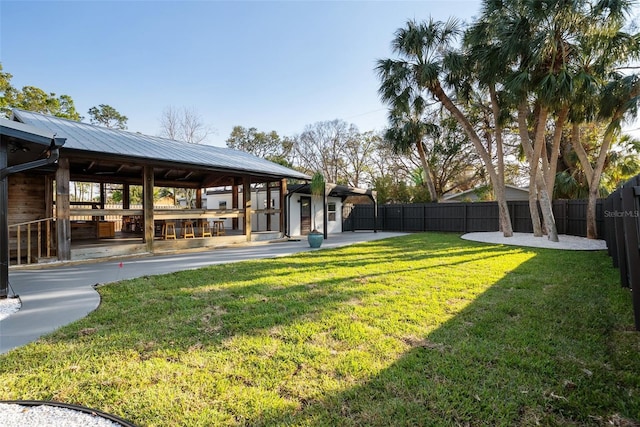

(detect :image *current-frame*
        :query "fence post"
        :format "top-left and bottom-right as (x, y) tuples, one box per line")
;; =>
(424, 204), (428, 232)
(508, 202), (515, 232)
(562, 200), (569, 235)
(463, 203), (468, 233)
(613, 191), (629, 286)
(621, 183), (640, 330)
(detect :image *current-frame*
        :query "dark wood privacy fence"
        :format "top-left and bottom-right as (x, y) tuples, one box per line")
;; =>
(603, 175), (640, 330)
(343, 199), (604, 237)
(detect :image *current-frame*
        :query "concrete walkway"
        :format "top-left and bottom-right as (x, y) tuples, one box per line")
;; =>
(0, 232), (405, 354)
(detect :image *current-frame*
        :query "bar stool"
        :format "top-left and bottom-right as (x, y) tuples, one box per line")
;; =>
(213, 220), (225, 236)
(201, 220), (212, 237)
(182, 221), (195, 238)
(163, 222), (177, 240)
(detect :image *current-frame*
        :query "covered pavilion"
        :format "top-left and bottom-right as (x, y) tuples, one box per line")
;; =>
(1, 110), (309, 276)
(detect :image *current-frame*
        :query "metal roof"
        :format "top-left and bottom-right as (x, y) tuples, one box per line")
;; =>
(12, 109), (309, 180)
(288, 183), (376, 200)
(0, 117), (59, 146)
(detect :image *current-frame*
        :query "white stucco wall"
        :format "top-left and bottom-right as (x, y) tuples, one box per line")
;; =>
(206, 189), (343, 235)
(288, 193), (342, 236)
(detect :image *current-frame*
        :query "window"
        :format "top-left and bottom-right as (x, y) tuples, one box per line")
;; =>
(328, 202), (337, 221)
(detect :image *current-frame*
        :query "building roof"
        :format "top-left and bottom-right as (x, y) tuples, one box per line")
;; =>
(11, 109), (309, 181)
(288, 183), (377, 201)
(441, 184), (529, 202)
(0, 117), (68, 169)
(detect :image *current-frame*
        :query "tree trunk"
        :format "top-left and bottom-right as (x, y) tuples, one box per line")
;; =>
(532, 106), (559, 242)
(585, 126), (615, 238)
(517, 101), (543, 236)
(546, 107), (568, 197)
(586, 185), (599, 239)
(578, 80), (639, 238)
(489, 84), (506, 195)
(571, 124), (594, 187)
(432, 82), (513, 236)
(416, 140), (438, 201)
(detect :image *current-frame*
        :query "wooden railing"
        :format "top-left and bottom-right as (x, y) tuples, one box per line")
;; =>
(8, 217), (55, 265)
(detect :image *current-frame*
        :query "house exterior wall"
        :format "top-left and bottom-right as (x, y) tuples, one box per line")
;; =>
(205, 191), (235, 229)
(207, 189), (344, 236)
(205, 188), (282, 232)
(288, 192), (343, 236)
(8, 173), (47, 257)
(442, 186), (529, 203)
(505, 186), (529, 201)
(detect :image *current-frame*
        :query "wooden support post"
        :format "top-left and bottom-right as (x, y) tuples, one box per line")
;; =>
(279, 179), (287, 234)
(266, 182), (272, 231)
(123, 183), (130, 209)
(99, 182), (106, 220)
(232, 179), (239, 230)
(143, 166), (155, 252)
(0, 142), (8, 298)
(45, 176), (53, 219)
(243, 175), (252, 241)
(196, 188), (202, 209)
(56, 157), (71, 261)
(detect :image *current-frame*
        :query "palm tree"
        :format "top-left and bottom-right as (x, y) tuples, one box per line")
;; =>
(309, 171), (326, 234)
(382, 93), (439, 201)
(466, 0), (584, 241)
(377, 18), (514, 236)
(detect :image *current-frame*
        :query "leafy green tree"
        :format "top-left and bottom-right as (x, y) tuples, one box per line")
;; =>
(0, 63), (81, 120)
(458, 0), (639, 239)
(0, 64), (17, 117)
(226, 126), (294, 166)
(381, 86), (439, 201)
(87, 104), (128, 129)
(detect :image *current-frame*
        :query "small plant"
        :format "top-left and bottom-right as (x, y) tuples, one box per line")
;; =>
(309, 171), (325, 233)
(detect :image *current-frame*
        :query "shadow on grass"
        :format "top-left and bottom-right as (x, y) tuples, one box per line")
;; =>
(67, 235), (519, 348)
(2, 233), (638, 426)
(252, 243), (640, 426)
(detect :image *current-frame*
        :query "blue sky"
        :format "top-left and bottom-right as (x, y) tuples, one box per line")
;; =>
(1, 0), (483, 146)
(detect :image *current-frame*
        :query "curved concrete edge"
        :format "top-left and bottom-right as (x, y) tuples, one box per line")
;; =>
(0, 287), (101, 354)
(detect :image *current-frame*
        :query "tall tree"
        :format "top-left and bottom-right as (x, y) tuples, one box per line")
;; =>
(381, 84), (439, 201)
(339, 130), (380, 188)
(378, 18), (514, 236)
(0, 64), (81, 120)
(87, 104), (128, 129)
(158, 106), (212, 207)
(159, 106), (211, 144)
(0, 64), (17, 118)
(293, 119), (359, 185)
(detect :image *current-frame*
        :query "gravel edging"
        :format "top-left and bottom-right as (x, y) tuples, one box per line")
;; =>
(0, 401), (137, 427)
(461, 232), (607, 251)
(0, 297), (21, 322)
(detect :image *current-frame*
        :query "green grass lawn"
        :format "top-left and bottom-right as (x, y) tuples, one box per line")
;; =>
(1, 233), (638, 426)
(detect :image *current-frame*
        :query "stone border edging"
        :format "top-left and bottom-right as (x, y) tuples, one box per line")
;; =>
(0, 400), (137, 427)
